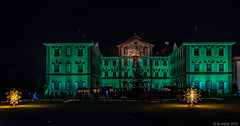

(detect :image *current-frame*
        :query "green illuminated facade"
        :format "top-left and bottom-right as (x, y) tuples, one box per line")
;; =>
(44, 34), (235, 96)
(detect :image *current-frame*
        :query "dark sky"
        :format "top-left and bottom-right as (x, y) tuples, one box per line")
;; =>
(1, 0), (240, 91)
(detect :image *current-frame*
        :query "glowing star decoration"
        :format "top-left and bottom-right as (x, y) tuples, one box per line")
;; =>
(183, 86), (201, 106)
(6, 88), (22, 107)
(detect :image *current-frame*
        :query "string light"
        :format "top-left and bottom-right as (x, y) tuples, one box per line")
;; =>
(6, 88), (22, 107)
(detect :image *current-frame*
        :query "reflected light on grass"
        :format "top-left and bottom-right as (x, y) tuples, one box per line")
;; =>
(0, 105), (50, 109)
(162, 104), (221, 109)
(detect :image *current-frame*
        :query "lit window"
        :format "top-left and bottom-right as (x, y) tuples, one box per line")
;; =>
(194, 48), (199, 56)
(163, 61), (167, 66)
(78, 49), (83, 56)
(219, 81), (224, 89)
(206, 48), (212, 56)
(54, 49), (60, 56)
(207, 64), (212, 71)
(66, 47), (71, 56)
(54, 81), (59, 90)
(143, 59), (147, 66)
(65, 81), (71, 90)
(77, 81), (83, 89)
(143, 47), (148, 55)
(78, 64), (83, 72)
(219, 64), (224, 71)
(54, 64), (59, 72)
(219, 48), (224, 56)
(206, 81), (212, 89)
(124, 48), (128, 55)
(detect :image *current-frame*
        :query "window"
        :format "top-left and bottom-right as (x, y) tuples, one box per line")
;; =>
(219, 81), (224, 89)
(207, 64), (212, 71)
(219, 48), (224, 56)
(155, 60), (159, 66)
(163, 61), (167, 66)
(105, 72), (108, 77)
(124, 58), (128, 66)
(105, 60), (108, 66)
(124, 47), (128, 55)
(155, 72), (159, 77)
(78, 64), (83, 72)
(54, 82), (59, 90)
(143, 59), (147, 66)
(206, 81), (212, 89)
(144, 72), (147, 77)
(65, 81), (71, 90)
(77, 81), (83, 89)
(66, 47), (71, 56)
(78, 49), (83, 56)
(54, 49), (60, 56)
(143, 47), (148, 55)
(194, 64), (199, 71)
(66, 63), (71, 72)
(113, 72), (116, 77)
(133, 58), (138, 67)
(163, 72), (167, 77)
(194, 48), (199, 56)
(54, 64), (59, 72)
(113, 60), (116, 66)
(124, 72), (128, 77)
(206, 48), (212, 56)
(219, 64), (224, 71)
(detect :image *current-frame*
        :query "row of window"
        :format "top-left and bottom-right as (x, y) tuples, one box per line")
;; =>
(53, 64), (84, 73)
(193, 63), (225, 72)
(53, 48), (84, 57)
(170, 49), (185, 64)
(154, 60), (167, 66)
(104, 60), (117, 66)
(52, 81), (86, 90)
(192, 81), (227, 89)
(103, 71), (168, 78)
(193, 48), (224, 56)
(123, 47), (148, 55)
(170, 64), (185, 76)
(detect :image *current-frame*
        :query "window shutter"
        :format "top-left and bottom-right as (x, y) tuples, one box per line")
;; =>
(199, 82), (203, 89)
(204, 48), (206, 56)
(76, 48), (78, 56)
(52, 48), (55, 56)
(199, 47), (201, 56)
(59, 64), (61, 72)
(192, 82), (195, 88)
(75, 82), (78, 89)
(83, 64), (85, 73)
(83, 48), (85, 56)
(217, 82), (219, 89)
(192, 64), (195, 72)
(122, 59), (124, 66)
(153, 60), (155, 66)
(211, 48), (214, 56)
(223, 48), (226, 56)
(147, 59), (149, 66)
(217, 64), (219, 72)
(52, 64), (54, 72)
(216, 48), (219, 56)
(224, 82), (227, 89)
(224, 63), (226, 72)
(52, 82), (54, 90)
(191, 47), (194, 56)
(59, 82), (61, 90)
(59, 48), (61, 56)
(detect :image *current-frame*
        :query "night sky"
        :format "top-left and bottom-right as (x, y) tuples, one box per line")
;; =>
(1, 1), (240, 91)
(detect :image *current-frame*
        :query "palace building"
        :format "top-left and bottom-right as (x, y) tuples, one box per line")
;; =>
(43, 34), (235, 96)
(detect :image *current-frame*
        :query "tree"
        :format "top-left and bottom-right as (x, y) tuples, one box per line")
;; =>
(132, 64), (145, 91)
(37, 73), (48, 96)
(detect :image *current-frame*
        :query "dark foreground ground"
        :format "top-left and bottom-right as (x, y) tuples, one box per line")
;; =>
(0, 96), (240, 126)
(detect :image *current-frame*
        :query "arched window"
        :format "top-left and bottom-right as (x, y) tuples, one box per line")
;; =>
(66, 62), (71, 72)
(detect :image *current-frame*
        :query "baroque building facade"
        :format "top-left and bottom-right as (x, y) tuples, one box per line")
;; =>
(44, 34), (235, 96)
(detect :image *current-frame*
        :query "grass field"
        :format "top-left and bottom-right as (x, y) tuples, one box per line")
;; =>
(0, 96), (239, 126)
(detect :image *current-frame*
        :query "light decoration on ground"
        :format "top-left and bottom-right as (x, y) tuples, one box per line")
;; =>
(6, 88), (22, 107)
(183, 86), (201, 106)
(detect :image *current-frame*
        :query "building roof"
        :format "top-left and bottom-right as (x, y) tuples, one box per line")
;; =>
(117, 33), (154, 47)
